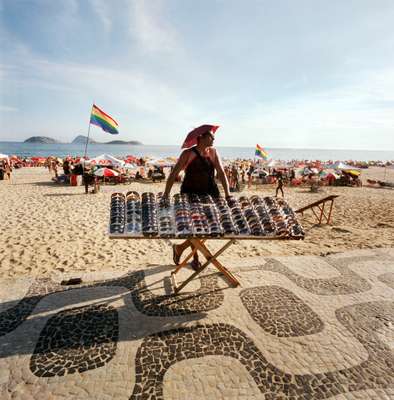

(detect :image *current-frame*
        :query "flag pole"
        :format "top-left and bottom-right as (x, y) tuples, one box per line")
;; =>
(84, 103), (94, 159)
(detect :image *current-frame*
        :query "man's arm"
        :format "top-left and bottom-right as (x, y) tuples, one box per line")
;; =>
(213, 149), (230, 197)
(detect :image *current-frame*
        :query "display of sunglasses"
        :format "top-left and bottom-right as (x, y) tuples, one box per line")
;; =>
(109, 192), (304, 239)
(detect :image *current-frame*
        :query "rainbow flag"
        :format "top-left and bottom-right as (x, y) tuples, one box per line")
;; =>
(255, 144), (268, 160)
(90, 104), (119, 134)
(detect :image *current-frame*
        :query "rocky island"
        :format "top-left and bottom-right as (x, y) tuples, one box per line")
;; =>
(24, 136), (62, 144)
(72, 135), (98, 144)
(106, 140), (142, 145)
(23, 135), (142, 145)
(74, 135), (142, 145)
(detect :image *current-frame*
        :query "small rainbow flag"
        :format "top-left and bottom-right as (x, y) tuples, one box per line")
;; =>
(255, 144), (268, 160)
(90, 104), (119, 134)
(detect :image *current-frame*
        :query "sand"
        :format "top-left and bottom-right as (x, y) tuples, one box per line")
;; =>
(0, 166), (393, 280)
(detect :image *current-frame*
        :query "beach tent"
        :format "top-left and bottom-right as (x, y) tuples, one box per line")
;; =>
(0, 153), (9, 160)
(87, 154), (124, 167)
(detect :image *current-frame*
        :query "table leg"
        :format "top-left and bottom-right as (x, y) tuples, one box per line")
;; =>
(172, 239), (206, 275)
(171, 239), (239, 294)
(190, 239), (240, 287)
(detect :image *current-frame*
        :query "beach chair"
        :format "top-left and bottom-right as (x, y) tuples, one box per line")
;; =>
(295, 195), (339, 225)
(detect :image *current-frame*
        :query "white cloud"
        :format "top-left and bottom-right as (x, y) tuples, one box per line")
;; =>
(89, 0), (112, 34)
(224, 68), (394, 149)
(128, 0), (179, 53)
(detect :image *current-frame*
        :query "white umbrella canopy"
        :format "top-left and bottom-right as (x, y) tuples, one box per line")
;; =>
(87, 154), (124, 167)
(146, 158), (175, 167)
(266, 159), (292, 168)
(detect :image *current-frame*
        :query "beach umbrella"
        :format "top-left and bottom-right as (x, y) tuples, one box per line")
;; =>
(181, 125), (220, 148)
(125, 155), (139, 163)
(266, 159), (291, 168)
(88, 154), (124, 167)
(344, 169), (361, 177)
(94, 168), (119, 177)
(326, 161), (361, 171)
(328, 162), (362, 176)
(146, 158), (175, 167)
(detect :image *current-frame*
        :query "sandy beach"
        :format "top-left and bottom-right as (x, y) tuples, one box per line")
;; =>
(0, 166), (393, 280)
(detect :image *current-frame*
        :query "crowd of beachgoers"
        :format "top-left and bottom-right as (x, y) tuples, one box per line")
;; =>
(2, 153), (393, 191)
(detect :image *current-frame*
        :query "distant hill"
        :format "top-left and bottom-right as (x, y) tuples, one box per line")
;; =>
(24, 136), (61, 144)
(106, 140), (142, 145)
(23, 136), (143, 145)
(71, 136), (142, 145)
(72, 135), (99, 144)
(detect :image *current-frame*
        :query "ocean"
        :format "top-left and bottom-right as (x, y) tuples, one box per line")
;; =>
(0, 142), (393, 162)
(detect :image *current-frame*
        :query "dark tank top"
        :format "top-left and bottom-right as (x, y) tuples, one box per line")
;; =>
(180, 147), (219, 197)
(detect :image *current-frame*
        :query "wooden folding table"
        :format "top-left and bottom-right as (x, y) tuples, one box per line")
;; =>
(109, 234), (297, 294)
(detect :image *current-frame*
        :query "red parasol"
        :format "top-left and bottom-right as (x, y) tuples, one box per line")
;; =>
(181, 125), (220, 148)
(94, 168), (119, 177)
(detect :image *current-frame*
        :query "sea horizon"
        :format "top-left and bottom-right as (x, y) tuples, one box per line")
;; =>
(0, 141), (393, 162)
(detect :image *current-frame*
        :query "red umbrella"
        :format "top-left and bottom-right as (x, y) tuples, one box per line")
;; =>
(181, 125), (220, 148)
(94, 168), (119, 177)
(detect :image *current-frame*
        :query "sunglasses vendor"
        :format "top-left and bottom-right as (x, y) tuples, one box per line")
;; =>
(163, 125), (230, 270)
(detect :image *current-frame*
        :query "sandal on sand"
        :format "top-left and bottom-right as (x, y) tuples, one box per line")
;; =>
(190, 259), (202, 272)
(172, 244), (181, 265)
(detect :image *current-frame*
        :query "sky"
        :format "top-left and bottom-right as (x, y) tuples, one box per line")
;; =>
(1, 0), (394, 150)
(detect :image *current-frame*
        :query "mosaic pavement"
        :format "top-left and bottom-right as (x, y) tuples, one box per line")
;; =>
(0, 248), (393, 399)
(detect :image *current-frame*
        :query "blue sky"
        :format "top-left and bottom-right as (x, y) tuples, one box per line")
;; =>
(1, 0), (394, 150)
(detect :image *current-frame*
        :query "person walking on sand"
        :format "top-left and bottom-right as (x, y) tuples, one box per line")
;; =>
(0, 161), (5, 181)
(275, 171), (284, 197)
(163, 125), (230, 271)
(4, 161), (12, 183)
(247, 163), (255, 188)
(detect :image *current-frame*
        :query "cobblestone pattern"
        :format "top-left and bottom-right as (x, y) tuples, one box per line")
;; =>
(126, 271), (223, 317)
(1, 250), (393, 400)
(99, 270), (223, 316)
(30, 304), (118, 377)
(261, 256), (373, 295)
(0, 270), (223, 338)
(240, 285), (324, 337)
(377, 272), (394, 289)
(0, 278), (62, 337)
(130, 301), (394, 399)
